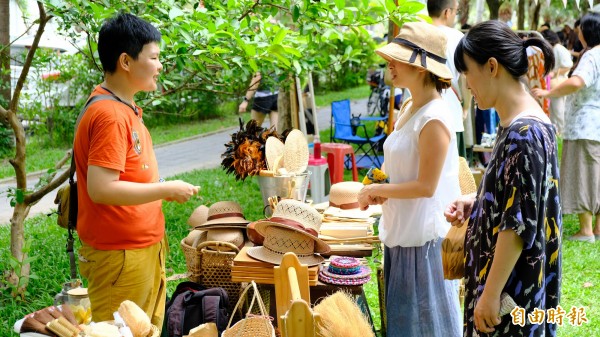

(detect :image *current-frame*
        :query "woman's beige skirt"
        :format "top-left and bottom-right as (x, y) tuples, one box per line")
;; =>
(560, 139), (600, 214)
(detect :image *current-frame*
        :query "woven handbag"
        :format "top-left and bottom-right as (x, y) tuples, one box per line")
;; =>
(222, 281), (275, 337)
(442, 157), (477, 280)
(199, 241), (241, 314)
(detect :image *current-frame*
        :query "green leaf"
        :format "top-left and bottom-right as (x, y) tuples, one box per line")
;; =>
(16, 189), (24, 204)
(273, 29), (288, 45)
(293, 60), (302, 75)
(293, 5), (300, 22)
(248, 59), (258, 72)
(335, 0), (346, 9)
(169, 7), (184, 20)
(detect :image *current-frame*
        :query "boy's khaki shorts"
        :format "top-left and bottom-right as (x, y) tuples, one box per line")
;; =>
(79, 238), (167, 327)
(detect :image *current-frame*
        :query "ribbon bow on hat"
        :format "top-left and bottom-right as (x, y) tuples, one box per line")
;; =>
(392, 37), (447, 70)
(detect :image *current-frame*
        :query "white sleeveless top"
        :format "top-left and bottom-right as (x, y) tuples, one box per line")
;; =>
(379, 99), (461, 247)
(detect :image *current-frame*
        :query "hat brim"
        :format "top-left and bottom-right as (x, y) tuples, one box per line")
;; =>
(324, 206), (373, 219)
(318, 271), (371, 285)
(247, 246), (325, 266)
(320, 265), (371, 280)
(375, 43), (452, 81)
(194, 221), (249, 230)
(251, 220), (331, 254)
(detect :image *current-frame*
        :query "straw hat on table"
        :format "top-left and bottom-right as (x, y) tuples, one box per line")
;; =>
(247, 199), (330, 266)
(194, 201), (249, 229)
(324, 181), (373, 219)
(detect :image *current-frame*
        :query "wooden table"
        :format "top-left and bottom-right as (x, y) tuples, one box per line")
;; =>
(472, 145), (493, 153)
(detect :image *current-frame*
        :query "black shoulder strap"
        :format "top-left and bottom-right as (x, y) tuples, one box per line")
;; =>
(66, 94), (118, 281)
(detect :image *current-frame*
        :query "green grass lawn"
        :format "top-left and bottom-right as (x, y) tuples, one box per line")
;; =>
(1, 167), (599, 336)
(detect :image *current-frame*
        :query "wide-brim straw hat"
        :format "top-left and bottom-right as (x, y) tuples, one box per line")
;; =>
(205, 228), (245, 250)
(247, 226), (325, 266)
(325, 181), (372, 218)
(250, 199), (330, 254)
(195, 201), (249, 228)
(251, 199), (330, 253)
(187, 205), (209, 227)
(375, 21), (452, 80)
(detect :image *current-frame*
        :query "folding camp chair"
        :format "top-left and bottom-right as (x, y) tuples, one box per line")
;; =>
(330, 99), (385, 168)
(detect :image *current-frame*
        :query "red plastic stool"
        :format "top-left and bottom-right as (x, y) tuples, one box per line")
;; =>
(321, 143), (358, 184)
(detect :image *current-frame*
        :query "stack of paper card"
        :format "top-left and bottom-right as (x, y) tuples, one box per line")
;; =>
(231, 247), (319, 285)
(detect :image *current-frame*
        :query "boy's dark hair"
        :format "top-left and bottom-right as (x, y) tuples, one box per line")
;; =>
(98, 13), (161, 73)
(455, 20), (555, 79)
(580, 13), (600, 48)
(427, 0), (455, 18)
(541, 29), (560, 46)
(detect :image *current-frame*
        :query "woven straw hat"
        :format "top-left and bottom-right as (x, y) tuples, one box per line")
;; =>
(187, 205), (209, 227)
(250, 199), (330, 254)
(318, 256), (371, 285)
(325, 181), (373, 218)
(266, 136), (285, 171)
(376, 22), (452, 80)
(458, 157), (477, 194)
(206, 228), (245, 250)
(247, 226), (325, 266)
(195, 201), (249, 228)
(283, 129), (309, 174)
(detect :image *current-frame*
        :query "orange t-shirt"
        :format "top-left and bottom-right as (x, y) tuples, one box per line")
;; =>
(74, 86), (164, 250)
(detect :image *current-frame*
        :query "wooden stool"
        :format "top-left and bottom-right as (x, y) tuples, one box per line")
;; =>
(321, 143), (358, 184)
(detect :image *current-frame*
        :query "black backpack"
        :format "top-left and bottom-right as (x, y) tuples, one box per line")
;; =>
(165, 281), (230, 337)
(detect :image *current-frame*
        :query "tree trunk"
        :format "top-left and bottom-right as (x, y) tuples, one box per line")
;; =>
(517, 0), (526, 30)
(486, 0), (502, 20)
(4, 1), (68, 298)
(278, 83), (292, 132)
(0, 0), (10, 106)
(529, 1), (541, 32)
(459, 0), (471, 27)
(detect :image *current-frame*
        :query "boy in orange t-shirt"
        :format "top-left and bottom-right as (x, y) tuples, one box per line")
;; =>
(74, 13), (199, 327)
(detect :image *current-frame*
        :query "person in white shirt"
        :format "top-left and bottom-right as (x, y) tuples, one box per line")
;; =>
(428, 0), (472, 158)
(358, 21), (462, 337)
(541, 29), (573, 135)
(533, 13), (600, 243)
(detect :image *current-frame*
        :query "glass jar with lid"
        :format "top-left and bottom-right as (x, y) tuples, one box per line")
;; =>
(67, 287), (92, 324)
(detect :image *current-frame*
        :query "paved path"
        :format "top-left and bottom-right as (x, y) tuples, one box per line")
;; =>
(0, 98), (369, 225)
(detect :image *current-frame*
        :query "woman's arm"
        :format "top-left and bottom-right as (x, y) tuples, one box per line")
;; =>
(358, 119), (450, 207)
(474, 229), (524, 333)
(532, 75), (585, 99)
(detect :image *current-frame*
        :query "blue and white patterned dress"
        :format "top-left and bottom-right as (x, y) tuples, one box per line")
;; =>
(464, 114), (562, 337)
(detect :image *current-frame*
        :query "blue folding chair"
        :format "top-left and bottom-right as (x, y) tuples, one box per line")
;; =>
(330, 99), (385, 168)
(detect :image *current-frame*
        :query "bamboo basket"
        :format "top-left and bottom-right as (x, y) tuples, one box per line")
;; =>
(180, 238), (203, 283)
(199, 241), (242, 315)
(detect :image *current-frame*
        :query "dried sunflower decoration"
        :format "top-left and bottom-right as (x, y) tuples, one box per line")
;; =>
(221, 118), (286, 181)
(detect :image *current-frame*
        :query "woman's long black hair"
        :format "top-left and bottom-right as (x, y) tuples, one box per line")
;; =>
(454, 20), (555, 79)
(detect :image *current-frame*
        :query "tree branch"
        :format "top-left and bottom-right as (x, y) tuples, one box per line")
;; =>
(239, 0), (261, 21)
(24, 150), (72, 205)
(25, 168), (69, 205)
(9, 3), (53, 113)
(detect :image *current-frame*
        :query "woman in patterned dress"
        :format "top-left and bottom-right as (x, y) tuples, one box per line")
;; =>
(533, 13), (600, 244)
(444, 20), (562, 337)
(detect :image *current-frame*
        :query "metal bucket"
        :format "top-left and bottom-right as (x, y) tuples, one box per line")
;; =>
(257, 172), (311, 216)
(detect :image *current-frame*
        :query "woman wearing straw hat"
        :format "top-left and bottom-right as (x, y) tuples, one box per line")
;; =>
(445, 21), (560, 337)
(357, 21), (462, 337)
